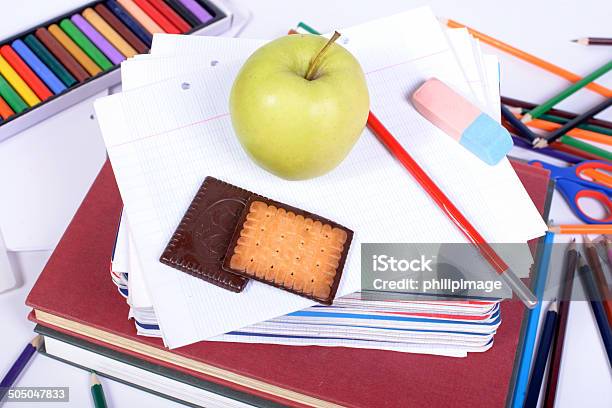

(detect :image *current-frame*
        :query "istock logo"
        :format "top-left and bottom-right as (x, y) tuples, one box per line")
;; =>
(372, 255), (434, 273)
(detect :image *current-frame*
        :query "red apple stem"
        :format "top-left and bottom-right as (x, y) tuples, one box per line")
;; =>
(304, 31), (341, 81)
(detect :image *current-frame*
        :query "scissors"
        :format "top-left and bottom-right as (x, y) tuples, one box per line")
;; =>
(529, 160), (612, 224)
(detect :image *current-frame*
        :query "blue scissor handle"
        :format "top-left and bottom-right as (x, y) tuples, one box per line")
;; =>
(555, 178), (612, 224)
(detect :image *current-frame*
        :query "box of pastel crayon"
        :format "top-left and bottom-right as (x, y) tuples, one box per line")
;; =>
(0, 0), (244, 141)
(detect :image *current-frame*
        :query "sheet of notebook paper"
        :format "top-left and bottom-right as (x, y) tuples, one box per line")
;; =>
(96, 7), (545, 347)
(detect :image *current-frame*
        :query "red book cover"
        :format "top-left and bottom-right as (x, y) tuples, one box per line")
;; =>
(26, 160), (551, 408)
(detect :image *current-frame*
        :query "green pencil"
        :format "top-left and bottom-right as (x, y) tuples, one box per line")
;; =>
(559, 135), (612, 161)
(0, 74), (28, 113)
(297, 22), (321, 35)
(522, 59), (612, 123)
(59, 19), (112, 71)
(90, 372), (107, 408)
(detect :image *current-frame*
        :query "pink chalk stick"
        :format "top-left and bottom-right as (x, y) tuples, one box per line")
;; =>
(411, 78), (481, 141)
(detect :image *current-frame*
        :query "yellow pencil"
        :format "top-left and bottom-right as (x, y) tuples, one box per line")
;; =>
(48, 24), (102, 76)
(549, 224), (612, 235)
(82, 8), (137, 58)
(0, 54), (40, 106)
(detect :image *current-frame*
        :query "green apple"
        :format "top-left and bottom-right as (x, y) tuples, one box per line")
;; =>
(229, 33), (370, 180)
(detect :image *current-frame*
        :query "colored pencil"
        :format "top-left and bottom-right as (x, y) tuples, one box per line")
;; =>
(557, 135), (612, 161)
(0, 53), (41, 106)
(48, 24), (102, 77)
(510, 135), (581, 164)
(533, 97), (612, 147)
(501, 104), (536, 141)
(0, 74), (28, 113)
(582, 168), (612, 188)
(0, 335), (43, 401)
(71, 15), (125, 65)
(177, 0), (213, 23)
(535, 112), (612, 136)
(507, 107), (612, 140)
(59, 19), (113, 71)
(90, 373), (108, 408)
(0, 95), (15, 119)
(550, 141), (604, 161)
(573, 37), (612, 46)
(368, 111), (536, 307)
(577, 254), (612, 366)
(11, 39), (66, 94)
(105, 0), (153, 46)
(94, 3), (148, 54)
(522, 60), (612, 123)
(524, 301), (559, 408)
(0, 45), (52, 101)
(34, 28), (90, 83)
(584, 235), (612, 326)
(150, 0), (191, 32)
(441, 18), (612, 97)
(163, 0), (200, 27)
(83, 8), (138, 58)
(550, 224), (612, 235)
(297, 22), (319, 35)
(133, 0), (181, 34)
(501, 96), (612, 129)
(543, 240), (577, 408)
(117, 0), (165, 34)
(510, 231), (554, 408)
(23, 34), (77, 87)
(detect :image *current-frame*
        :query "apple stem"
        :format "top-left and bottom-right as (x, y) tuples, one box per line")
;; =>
(304, 31), (341, 81)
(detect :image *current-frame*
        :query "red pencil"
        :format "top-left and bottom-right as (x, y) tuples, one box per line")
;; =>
(132, 0), (181, 34)
(147, 0), (191, 33)
(367, 112), (536, 308)
(0, 45), (53, 101)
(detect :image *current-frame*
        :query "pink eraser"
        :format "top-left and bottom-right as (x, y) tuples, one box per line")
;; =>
(411, 78), (512, 165)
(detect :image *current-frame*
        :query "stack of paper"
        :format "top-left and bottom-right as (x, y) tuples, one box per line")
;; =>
(95, 7), (546, 355)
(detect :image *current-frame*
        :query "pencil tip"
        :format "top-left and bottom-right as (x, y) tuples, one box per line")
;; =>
(550, 300), (558, 312)
(31, 335), (43, 349)
(571, 39), (577, 42)
(90, 372), (100, 386)
(521, 114), (532, 124)
(532, 138), (548, 149)
(583, 234), (592, 245)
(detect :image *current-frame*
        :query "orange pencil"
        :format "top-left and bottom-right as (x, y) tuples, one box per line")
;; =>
(582, 168), (612, 188)
(549, 225), (612, 234)
(0, 95), (14, 119)
(441, 18), (612, 98)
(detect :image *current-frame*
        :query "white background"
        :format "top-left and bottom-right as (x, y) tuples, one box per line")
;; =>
(1, 0), (611, 407)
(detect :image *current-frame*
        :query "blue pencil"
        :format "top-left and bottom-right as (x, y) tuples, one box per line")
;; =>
(511, 231), (554, 408)
(524, 301), (559, 408)
(0, 335), (43, 401)
(578, 254), (612, 366)
(11, 40), (66, 94)
(502, 104), (537, 142)
(105, 0), (153, 47)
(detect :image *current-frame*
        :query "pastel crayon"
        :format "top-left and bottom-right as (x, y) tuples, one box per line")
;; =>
(93, 4), (148, 53)
(23, 35), (77, 87)
(11, 39), (66, 94)
(177, 0), (213, 23)
(133, 0), (181, 34)
(148, 0), (191, 32)
(0, 74), (28, 113)
(0, 45), (52, 101)
(59, 19), (113, 71)
(117, 0), (165, 34)
(412, 78), (512, 165)
(35, 27), (90, 82)
(0, 95), (15, 119)
(83, 8), (137, 58)
(0, 53), (41, 106)
(162, 0), (199, 28)
(48, 24), (102, 76)
(71, 14), (125, 65)
(105, 0), (152, 47)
